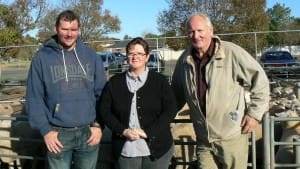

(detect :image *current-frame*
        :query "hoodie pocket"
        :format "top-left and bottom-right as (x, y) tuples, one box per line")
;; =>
(53, 95), (95, 125)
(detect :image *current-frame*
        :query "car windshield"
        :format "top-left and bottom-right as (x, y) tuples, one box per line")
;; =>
(100, 54), (107, 61)
(114, 52), (125, 58)
(149, 54), (156, 62)
(265, 52), (293, 60)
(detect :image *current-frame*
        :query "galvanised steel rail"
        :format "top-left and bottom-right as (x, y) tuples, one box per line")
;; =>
(0, 114), (258, 168)
(264, 113), (300, 169)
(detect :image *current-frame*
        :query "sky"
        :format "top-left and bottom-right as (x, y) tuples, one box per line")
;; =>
(103, 0), (300, 39)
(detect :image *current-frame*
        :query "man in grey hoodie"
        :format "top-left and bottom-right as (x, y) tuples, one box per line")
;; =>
(25, 10), (106, 169)
(172, 13), (270, 169)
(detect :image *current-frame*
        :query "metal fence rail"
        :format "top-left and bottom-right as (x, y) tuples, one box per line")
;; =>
(0, 114), (258, 169)
(263, 113), (300, 169)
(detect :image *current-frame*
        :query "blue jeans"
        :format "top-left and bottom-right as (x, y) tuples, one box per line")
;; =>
(47, 126), (99, 169)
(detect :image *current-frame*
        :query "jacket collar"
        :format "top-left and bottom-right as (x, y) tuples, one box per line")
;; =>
(182, 35), (225, 65)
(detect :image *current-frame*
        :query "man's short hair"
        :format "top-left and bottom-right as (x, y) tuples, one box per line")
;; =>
(56, 10), (80, 27)
(186, 12), (213, 30)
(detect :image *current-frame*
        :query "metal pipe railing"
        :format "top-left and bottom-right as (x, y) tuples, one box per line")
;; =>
(0, 115), (258, 168)
(267, 115), (300, 169)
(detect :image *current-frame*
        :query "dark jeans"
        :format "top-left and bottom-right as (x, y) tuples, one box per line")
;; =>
(116, 143), (174, 169)
(47, 125), (99, 169)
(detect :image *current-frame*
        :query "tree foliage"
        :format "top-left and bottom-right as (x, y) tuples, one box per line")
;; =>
(216, 0), (269, 54)
(0, 0), (45, 59)
(267, 3), (291, 31)
(266, 3), (298, 46)
(12, 0), (46, 35)
(164, 30), (187, 51)
(37, 8), (60, 42)
(0, 4), (20, 44)
(289, 18), (300, 44)
(157, 0), (269, 54)
(0, 0), (121, 60)
(123, 35), (132, 40)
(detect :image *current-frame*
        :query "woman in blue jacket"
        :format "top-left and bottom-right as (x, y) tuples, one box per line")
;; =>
(99, 37), (177, 169)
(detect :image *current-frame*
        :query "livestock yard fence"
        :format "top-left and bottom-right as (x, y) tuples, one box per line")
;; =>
(1, 75), (300, 169)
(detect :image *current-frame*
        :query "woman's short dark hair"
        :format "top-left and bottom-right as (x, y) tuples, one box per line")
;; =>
(55, 10), (80, 27)
(126, 37), (150, 55)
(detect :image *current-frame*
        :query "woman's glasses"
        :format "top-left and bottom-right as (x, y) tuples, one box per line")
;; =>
(127, 52), (146, 58)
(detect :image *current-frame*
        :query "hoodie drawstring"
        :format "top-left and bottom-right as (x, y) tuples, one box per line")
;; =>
(74, 48), (87, 76)
(61, 47), (87, 82)
(61, 49), (69, 82)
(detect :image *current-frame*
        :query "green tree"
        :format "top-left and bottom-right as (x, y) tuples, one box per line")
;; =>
(0, 0), (45, 60)
(289, 18), (300, 44)
(123, 35), (132, 40)
(266, 3), (293, 46)
(216, 0), (269, 55)
(144, 33), (160, 39)
(267, 3), (291, 31)
(0, 4), (20, 44)
(37, 8), (60, 42)
(163, 30), (187, 50)
(12, 0), (46, 35)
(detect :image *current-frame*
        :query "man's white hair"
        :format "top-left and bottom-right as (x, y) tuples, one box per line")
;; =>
(186, 12), (213, 30)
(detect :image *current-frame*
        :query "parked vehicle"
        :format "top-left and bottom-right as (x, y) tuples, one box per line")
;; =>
(147, 50), (165, 72)
(100, 51), (166, 73)
(261, 50), (300, 78)
(260, 51), (298, 67)
(97, 52), (126, 72)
